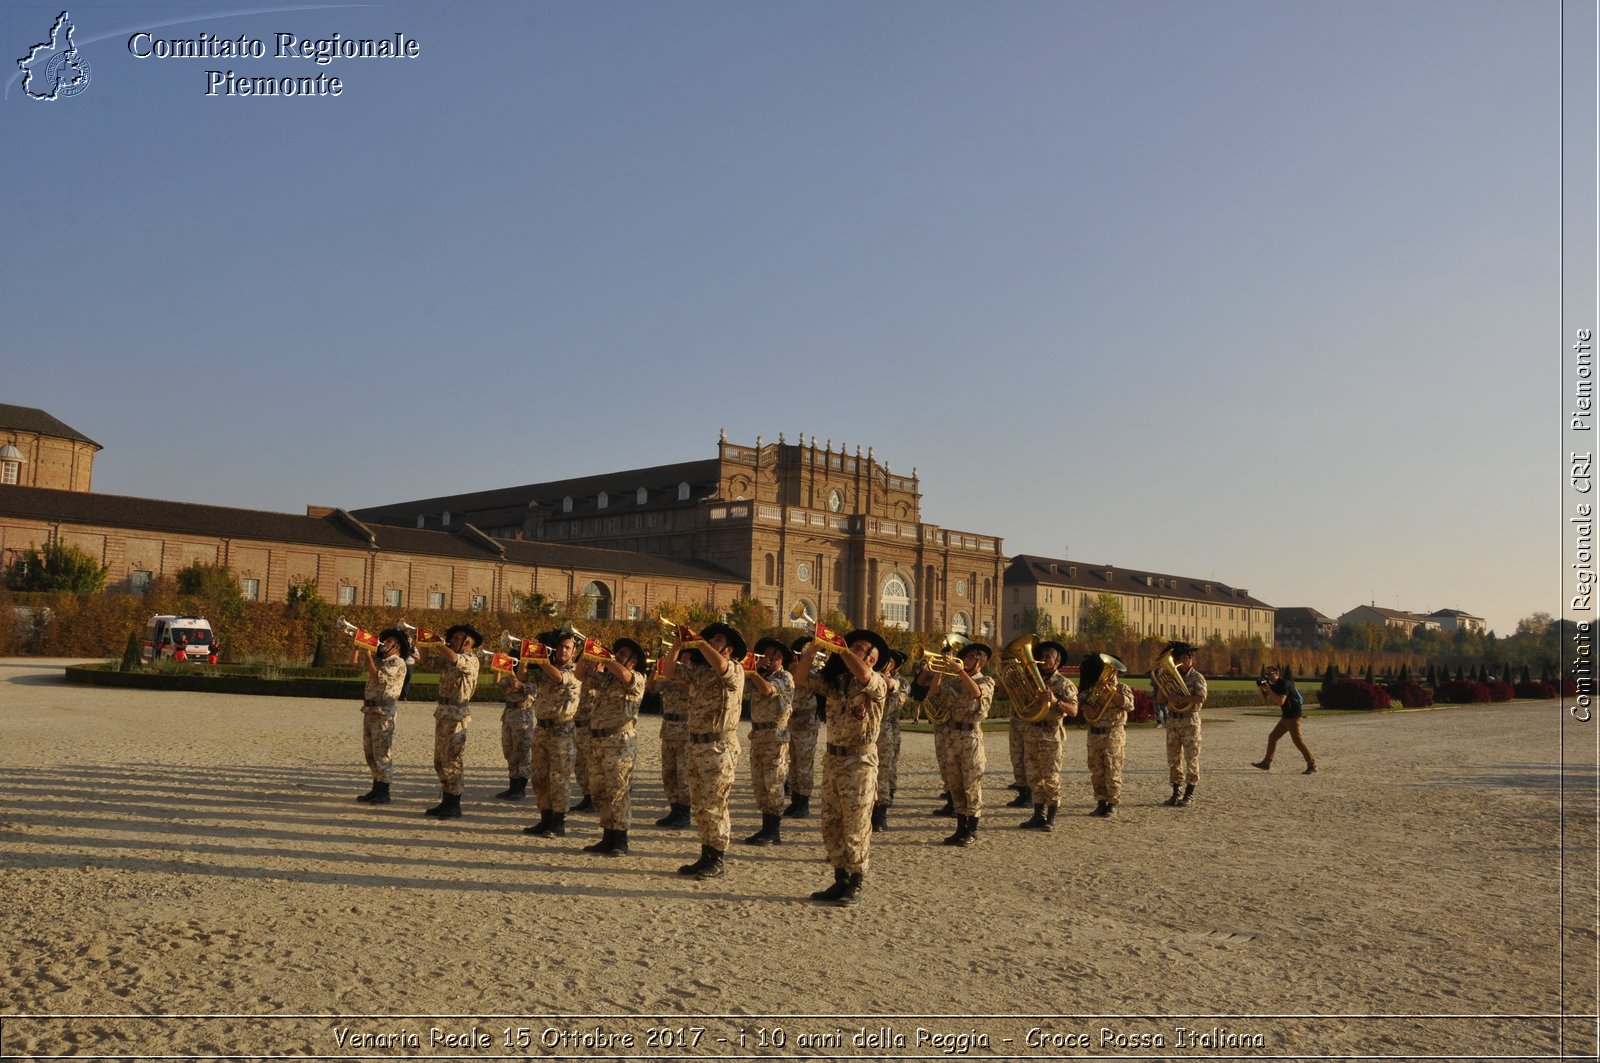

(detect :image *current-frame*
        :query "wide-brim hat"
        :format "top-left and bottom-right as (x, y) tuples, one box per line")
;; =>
(535, 628), (576, 648)
(698, 622), (747, 660)
(378, 628), (411, 659)
(956, 641), (994, 662)
(1034, 640), (1068, 664)
(842, 629), (891, 666)
(752, 636), (795, 669)
(1163, 641), (1198, 658)
(789, 635), (813, 654)
(444, 624), (483, 648)
(887, 649), (909, 668)
(610, 637), (645, 666)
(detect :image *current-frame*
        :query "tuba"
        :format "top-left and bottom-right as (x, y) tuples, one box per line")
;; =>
(1151, 649), (1193, 709)
(1080, 653), (1130, 727)
(998, 634), (1053, 724)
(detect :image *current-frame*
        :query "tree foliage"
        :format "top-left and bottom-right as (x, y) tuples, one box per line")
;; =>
(1080, 592), (1127, 643)
(5, 541), (110, 594)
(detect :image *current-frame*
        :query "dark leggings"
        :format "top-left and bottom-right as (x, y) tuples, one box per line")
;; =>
(1264, 716), (1315, 767)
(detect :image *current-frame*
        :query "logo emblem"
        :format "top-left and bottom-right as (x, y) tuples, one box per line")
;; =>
(18, 11), (91, 101)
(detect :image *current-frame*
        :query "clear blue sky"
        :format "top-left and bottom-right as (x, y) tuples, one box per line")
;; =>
(3, 0), (1563, 635)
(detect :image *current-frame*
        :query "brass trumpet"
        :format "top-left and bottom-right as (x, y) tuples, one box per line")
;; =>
(789, 603), (849, 657)
(335, 617), (380, 654)
(912, 643), (965, 677)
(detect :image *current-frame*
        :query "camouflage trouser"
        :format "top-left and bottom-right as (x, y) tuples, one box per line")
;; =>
(1165, 713), (1202, 785)
(933, 724), (952, 797)
(1086, 727), (1126, 806)
(573, 718), (592, 795)
(362, 707), (396, 783)
(660, 735), (690, 806)
(874, 717), (901, 805)
(500, 706), (533, 780)
(1022, 721), (1065, 805)
(748, 731), (789, 815)
(788, 708), (819, 797)
(1008, 712), (1028, 787)
(947, 727), (986, 817)
(587, 728), (637, 830)
(821, 748), (878, 874)
(530, 722), (576, 812)
(687, 737), (738, 851)
(432, 712), (470, 795)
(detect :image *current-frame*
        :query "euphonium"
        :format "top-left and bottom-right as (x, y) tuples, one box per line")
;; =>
(998, 634), (1053, 724)
(1081, 654), (1129, 727)
(1151, 649), (1192, 709)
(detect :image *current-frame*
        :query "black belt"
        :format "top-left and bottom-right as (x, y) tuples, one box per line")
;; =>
(590, 723), (633, 739)
(662, 712), (687, 722)
(750, 721), (780, 731)
(826, 742), (871, 757)
(437, 700), (469, 708)
(537, 718), (575, 730)
(689, 732), (727, 744)
(362, 699), (393, 709)
(1089, 725), (1113, 735)
(948, 722), (977, 732)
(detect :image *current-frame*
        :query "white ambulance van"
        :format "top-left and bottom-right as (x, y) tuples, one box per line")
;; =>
(142, 615), (217, 664)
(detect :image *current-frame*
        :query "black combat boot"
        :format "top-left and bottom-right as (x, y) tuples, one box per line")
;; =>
(583, 828), (616, 854)
(943, 814), (969, 846)
(655, 803), (691, 828)
(358, 781), (390, 804)
(933, 792), (954, 816)
(811, 867), (849, 902)
(546, 811), (566, 837)
(572, 794), (594, 812)
(436, 794), (462, 820)
(870, 803), (888, 832)
(523, 809), (554, 836)
(495, 777), (527, 801)
(835, 871), (864, 907)
(608, 829), (628, 856)
(1164, 783), (1182, 806)
(424, 791), (451, 817)
(1091, 800), (1111, 817)
(1020, 804), (1049, 830)
(783, 794), (811, 818)
(1006, 786), (1032, 808)
(678, 844), (714, 876)
(694, 848), (725, 880)
(1046, 803), (1058, 824)
(1177, 784), (1195, 807)
(958, 815), (979, 846)
(743, 813), (781, 846)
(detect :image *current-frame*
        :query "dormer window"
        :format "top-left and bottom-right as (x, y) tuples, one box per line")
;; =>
(563, 496), (574, 513)
(441, 511), (451, 526)
(416, 515), (425, 529)
(0, 443), (22, 486)
(597, 492), (609, 510)
(678, 482), (690, 501)
(636, 487), (648, 504)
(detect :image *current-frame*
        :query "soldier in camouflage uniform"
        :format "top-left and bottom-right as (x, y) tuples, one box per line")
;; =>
(795, 629), (889, 907)
(356, 628), (410, 805)
(1005, 680), (1031, 809)
(522, 630), (582, 838)
(1160, 642), (1207, 808)
(662, 622), (746, 879)
(923, 642), (996, 846)
(571, 671), (595, 813)
(493, 661), (534, 801)
(742, 637), (794, 846)
(784, 635), (821, 819)
(1018, 640), (1077, 830)
(871, 649), (908, 832)
(1079, 652), (1135, 817)
(652, 669), (692, 828)
(579, 638), (647, 856)
(425, 624), (482, 820)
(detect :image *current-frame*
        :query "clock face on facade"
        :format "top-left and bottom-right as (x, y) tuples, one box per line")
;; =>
(797, 562), (812, 582)
(827, 489), (844, 512)
(955, 579), (968, 597)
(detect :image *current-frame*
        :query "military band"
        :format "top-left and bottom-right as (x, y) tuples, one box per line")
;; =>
(355, 627), (409, 806)
(425, 624), (482, 820)
(1018, 640), (1077, 830)
(923, 641), (996, 846)
(522, 629), (583, 838)
(661, 622), (746, 880)
(579, 638), (647, 856)
(742, 637), (794, 846)
(871, 649), (908, 832)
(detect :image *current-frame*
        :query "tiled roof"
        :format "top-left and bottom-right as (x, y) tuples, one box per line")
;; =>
(0, 404), (100, 449)
(0, 485), (743, 582)
(1004, 553), (1274, 609)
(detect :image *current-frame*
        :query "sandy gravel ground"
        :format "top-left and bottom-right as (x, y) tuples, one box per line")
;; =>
(0, 659), (1594, 1061)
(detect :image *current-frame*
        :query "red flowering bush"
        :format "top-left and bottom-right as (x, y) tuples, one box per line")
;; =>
(1514, 681), (1559, 699)
(1435, 679), (1492, 704)
(1130, 688), (1156, 724)
(1318, 679), (1392, 710)
(1485, 680), (1515, 702)
(1384, 681), (1434, 708)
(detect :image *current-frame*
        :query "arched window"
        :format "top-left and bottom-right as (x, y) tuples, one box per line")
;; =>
(677, 482), (691, 501)
(880, 574), (911, 629)
(562, 496), (573, 513)
(980, 620), (993, 639)
(636, 487), (648, 504)
(580, 580), (612, 620)
(441, 511), (451, 526)
(597, 492), (609, 509)
(951, 611), (971, 635)
(764, 553), (776, 585)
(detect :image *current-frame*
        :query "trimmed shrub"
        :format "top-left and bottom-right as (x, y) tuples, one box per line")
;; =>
(1383, 680), (1434, 708)
(1485, 679), (1515, 702)
(1435, 679), (1492, 704)
(1129, 688), (1155, 724)
(1514, 680), (1559, 699)
(1318, 679), (1391, 710)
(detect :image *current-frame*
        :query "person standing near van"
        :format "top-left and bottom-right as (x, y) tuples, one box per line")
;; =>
(357, 628), (409, 805)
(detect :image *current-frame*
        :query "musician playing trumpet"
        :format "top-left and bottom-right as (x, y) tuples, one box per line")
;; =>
(741, 638), (795, 846)
(521, 629), (583, 839)
(355, 628), (410, 806)
(923, 641), (996, 846)
(1018, 640), (1077, 831)
(1079, 652), (1135, 817)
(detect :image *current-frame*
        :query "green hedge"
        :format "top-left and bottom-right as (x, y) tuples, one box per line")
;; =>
(62, 662), (505, 702)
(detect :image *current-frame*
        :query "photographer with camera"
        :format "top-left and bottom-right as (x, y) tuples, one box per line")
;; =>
(1252, 665), (1317, 775)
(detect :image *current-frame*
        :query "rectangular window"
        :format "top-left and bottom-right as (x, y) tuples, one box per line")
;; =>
(129, 570), (151, 594)
(240, 578), (260, 602)
(469, 594), (487, 613)
(428, 591), (446, 610)
(384, 588), (403, 608)
(627, 605), (641, 620)
(0, 462), (18, 485)
(337, 585), (357, 606)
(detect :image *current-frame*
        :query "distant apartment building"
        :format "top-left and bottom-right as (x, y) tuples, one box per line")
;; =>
(1424, 608), (1486, 635)
(1275, 606), (1336, 648)
(1000, 554), (1276, 646)
(1337, 605), (1441, 633)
